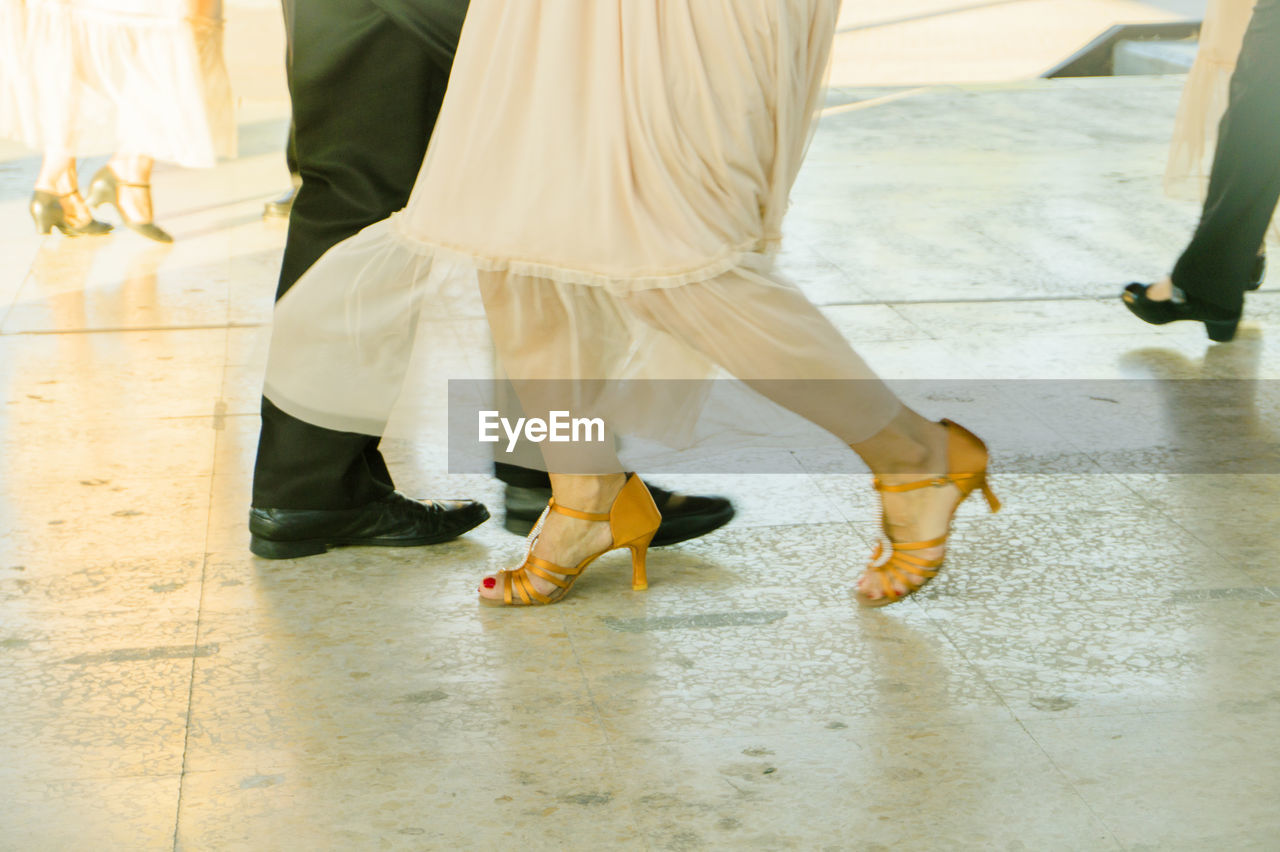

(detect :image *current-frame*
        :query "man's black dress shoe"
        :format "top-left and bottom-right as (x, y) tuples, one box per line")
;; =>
(249, 492), (489, 559)
(1122, 283), (1242, 343)
(504, 482), (734, 547)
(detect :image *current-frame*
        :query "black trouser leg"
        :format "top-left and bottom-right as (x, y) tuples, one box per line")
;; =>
(1172, 0), (1280, 313)
(285, 120), (298, 179)
(251, 0), (454, 510)
(494, 463), (553, 490)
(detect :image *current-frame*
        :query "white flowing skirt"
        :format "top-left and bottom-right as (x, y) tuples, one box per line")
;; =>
(265, 0), (900, 470)
(0, 0), (235, 166)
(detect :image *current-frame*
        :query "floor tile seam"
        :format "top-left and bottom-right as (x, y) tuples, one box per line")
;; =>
(816, 294), (1156, 308)
(164, 194), (289, 221)
(960, 213), (1054, 278)
(0, 322), (260, 337)
(560, 604), (679, 843)
(0, 255), (40, 334)
(174, 746), (619, 778)
(4, 769), (186, 786)
(0, 272), (23, 332)
(172, 458), (221, 850)
(562, 608), (623, 746)
(883, 300), (940, 341)
(1009, 716), (1128, 851)
(912, 585), (1277, 608)
(908, 597), (1025, 728)
(1109, 479), (1270, 584)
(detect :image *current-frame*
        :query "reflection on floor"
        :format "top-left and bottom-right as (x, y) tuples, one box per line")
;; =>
(1, 77), (1277, 850)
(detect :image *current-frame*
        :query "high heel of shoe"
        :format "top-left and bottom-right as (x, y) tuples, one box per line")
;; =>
(480, 473), (662, 607)
(1204, 317), (1242, 343)
(29, 190), (113, 237)
(86, 167), (173, 243)
(1122, 283), (1241, 343)
(627, 530), (657, 591)
(856, 419), (999, 608)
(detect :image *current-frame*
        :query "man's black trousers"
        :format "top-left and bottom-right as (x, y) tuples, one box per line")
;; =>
(252, 0), (462, 509)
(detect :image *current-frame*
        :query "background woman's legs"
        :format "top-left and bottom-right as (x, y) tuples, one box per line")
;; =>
(1170, 0), (1280, 313)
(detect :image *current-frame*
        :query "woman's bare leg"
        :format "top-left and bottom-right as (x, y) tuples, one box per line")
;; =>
(624, 271), (965, 599)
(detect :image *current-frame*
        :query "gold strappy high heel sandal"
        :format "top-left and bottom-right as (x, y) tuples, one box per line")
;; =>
(29, 190), (113, 236)
(86, 166), (173, 243)
(480, 473), (662, 607)
(857, 419), (1000, 608)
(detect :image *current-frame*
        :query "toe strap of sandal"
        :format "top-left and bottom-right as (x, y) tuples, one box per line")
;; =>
(493, 498), (613, 605)
(865, 538), (946, 601)
(501, 554), (582, 605)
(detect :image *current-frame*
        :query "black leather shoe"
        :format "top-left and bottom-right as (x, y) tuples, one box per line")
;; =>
(503, 482), (734, 547)
(249, 492), (489, 559)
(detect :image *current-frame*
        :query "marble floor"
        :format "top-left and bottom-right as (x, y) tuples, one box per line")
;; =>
(830, 0), (1187, 86)
(2, 75), (1279, 850)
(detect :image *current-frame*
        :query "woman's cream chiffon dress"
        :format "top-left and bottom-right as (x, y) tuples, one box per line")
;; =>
(263, 0), (901, 468)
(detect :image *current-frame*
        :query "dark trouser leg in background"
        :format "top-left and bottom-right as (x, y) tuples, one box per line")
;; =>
(252, 0), (452, 510)
(285, 121), (298, 179)
(1172, 0), (1280, 314)
(262, 121), (301, 218)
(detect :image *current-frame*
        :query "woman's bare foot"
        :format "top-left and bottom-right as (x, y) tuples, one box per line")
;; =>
(852, 417), (957, 601)
(478, 473), (625, 603)
(856, 476), (964, 600)
(1144, 276), (1175, 302)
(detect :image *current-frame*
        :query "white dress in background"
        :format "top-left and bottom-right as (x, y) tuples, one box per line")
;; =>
(264, 0), (901, 467)
(0, 0), (235, 166)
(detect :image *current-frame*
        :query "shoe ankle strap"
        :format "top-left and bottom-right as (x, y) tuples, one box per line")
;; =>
(547, 497), (611, 523)
(873, 471), (981, 494)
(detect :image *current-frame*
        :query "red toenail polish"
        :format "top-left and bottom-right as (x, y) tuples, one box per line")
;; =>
(483, 577), (496, 589)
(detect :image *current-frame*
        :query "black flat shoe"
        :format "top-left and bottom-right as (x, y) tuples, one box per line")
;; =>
(504, 482), (734, 547)
(249, 492), (489, 559)
(1121, 282), (1241, 343)
(29, 190), (113, 236)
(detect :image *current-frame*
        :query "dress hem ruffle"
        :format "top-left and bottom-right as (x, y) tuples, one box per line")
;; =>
(388, 211), (781, 292)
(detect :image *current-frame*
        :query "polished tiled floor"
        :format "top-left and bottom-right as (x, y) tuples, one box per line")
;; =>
(2, 75), (1279, 850)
